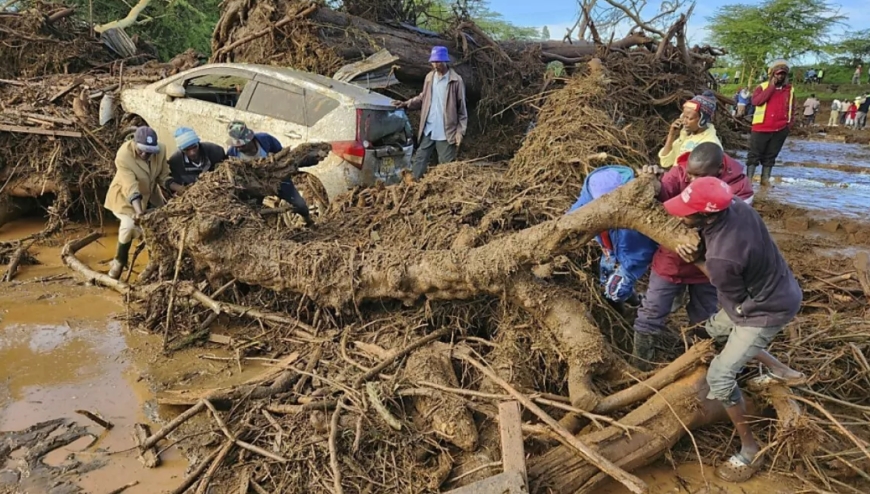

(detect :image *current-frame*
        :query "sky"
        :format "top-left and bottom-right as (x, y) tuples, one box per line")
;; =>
(488, 0), (868, 46)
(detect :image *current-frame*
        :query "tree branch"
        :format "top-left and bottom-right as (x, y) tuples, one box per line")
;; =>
(94, 0), (152, 33)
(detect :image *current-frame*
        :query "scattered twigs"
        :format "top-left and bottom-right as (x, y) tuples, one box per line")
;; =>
(202, 398), (290, 463)
(103, 481), (139, 494)
(211, 2), (318, 59)
(3, 238), (35, 281)
(193, 438), (234, 494)
(854, 252), (870, 300)
(791, 395), (870, 465)
(75, 409), (114, 430)
(169, 445), (221, 494)
(140, 401), (207, 450)
(366, 382), (402, 430)
(454, 347), (648, 494)
(133, 423), (160, 468)
(353, 326), (451, 388)
(328, 396), (346, 494)
(163, 228), (187, 349)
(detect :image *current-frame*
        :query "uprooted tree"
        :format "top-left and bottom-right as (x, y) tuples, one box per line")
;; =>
(56, 43), (869, 491)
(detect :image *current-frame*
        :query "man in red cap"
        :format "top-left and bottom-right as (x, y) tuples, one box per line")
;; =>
(664, 176), (805, 483)
(393, 46), (467, 179)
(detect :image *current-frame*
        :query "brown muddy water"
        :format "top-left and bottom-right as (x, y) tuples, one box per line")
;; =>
(0, 220), (187, 493)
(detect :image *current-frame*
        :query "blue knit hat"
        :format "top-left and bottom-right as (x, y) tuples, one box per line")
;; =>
(429, 46), (449, 63)
(174, 127), (200, 151)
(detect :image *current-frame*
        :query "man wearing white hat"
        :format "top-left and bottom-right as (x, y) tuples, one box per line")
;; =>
(393, 45), (468, 180)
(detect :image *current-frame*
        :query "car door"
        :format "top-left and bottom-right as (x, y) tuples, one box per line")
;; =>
(238, 77), (308, 149)
(159, 68), (257, 153)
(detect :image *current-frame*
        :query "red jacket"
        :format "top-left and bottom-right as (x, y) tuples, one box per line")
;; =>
(751, 83), (793, 133)
(652, 153), (754, 284)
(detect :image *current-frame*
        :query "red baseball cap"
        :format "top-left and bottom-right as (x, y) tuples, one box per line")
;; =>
(663, 176), (734, 217)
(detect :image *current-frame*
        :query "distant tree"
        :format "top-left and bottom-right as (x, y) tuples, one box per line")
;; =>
(541, 25), (551, 40)
(707, 0), (844, 82)
(830, 29), (870, 66)
(418, 0), (540, 40)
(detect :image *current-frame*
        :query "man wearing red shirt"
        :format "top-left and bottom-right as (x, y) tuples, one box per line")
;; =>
(746, 59), (794, 187)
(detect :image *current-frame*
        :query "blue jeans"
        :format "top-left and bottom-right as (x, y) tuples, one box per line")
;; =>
(704, 309), (782, 407)
(633, 272), (718, 335)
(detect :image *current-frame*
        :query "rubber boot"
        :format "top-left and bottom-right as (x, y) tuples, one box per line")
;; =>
(109, 241), (132, 280)
(760, 166), (773, 187)
(745, 164), (756, 183)
(632, 332), (657, 372)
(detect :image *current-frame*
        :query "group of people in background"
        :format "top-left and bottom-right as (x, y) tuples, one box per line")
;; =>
(829, 94), (870, 129)
(571, 58), (806, 482)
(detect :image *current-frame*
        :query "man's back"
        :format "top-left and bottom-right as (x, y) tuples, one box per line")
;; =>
(702, 199), (802, 327)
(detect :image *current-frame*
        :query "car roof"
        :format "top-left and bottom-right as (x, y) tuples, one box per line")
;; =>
(182, 63), (396, 108)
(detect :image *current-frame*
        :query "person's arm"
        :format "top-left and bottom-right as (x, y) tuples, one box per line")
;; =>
(158, 153), (184, 195)
(456, 80), (468, 145)
(751, 84), (776, 106)
(658, 131), (682, 168)
(115, 152), (143, 211)
(403, 75), (430, 111)
(657, 165), (683, 201)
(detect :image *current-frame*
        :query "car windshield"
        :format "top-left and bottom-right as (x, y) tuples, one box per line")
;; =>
(359, 109), (410, 144)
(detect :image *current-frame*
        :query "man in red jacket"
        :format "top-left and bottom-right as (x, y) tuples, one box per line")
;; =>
(634, 143), (754, 370)
(746, 59), (794, 187)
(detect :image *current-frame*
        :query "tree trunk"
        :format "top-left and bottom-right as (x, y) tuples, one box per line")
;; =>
(528, 367), (727, 493)
(210, 1), (652, 97)
(143, 159), (697, 311)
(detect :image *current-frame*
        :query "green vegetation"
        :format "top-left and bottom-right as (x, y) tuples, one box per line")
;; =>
(62, 0), (221, 61)
(718, 83), (867, 102)
(418, 0), (541, 40)
(707, 0), (845, 85)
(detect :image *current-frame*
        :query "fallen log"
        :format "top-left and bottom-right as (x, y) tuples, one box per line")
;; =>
(528, 367), (727, 493)
(144, 169), (698, 311)
(210, 1), (652, 97)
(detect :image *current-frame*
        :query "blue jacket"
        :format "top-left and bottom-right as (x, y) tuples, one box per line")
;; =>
(568, 165), (658, 302)
(226, 132), (283, 158)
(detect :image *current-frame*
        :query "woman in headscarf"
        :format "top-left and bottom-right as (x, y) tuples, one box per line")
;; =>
(658, 91), (722, 168)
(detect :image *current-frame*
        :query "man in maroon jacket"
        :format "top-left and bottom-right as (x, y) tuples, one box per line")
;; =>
(746, 59), (795, 186)
(665, 176), (804, 483)
(634, 143), (754, 370)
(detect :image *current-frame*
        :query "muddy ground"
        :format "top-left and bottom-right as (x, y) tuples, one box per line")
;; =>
(1, 135), (868, 493)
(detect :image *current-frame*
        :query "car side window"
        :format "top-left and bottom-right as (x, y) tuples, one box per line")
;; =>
(182, 74), (251, 108)
(246, 83), (306, 125)
(305, 92), (339, 126)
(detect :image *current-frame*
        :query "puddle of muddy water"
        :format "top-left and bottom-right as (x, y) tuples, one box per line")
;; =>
(598, 461), (801, 493)
(0, 221), (186, 494)
(734, 139), (870, 219)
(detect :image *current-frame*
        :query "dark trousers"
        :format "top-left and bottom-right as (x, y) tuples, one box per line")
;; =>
(746, 127), (790, 169)
(412, 134), (457, 180)
(634, 272), (718, 335)
(278, 180), (310, 218)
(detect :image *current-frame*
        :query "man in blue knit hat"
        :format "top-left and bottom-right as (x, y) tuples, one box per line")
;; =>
(568, 166), (658, 311)
(393, 45), (468, 180)
(167, 127), (227, 188)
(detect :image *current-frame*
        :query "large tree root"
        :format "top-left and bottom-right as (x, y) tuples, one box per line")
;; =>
(145, 173), (697, 311)
(528, 367), (726, 493)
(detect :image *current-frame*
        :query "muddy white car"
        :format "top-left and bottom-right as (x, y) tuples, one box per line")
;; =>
(119, 63), (414, 200)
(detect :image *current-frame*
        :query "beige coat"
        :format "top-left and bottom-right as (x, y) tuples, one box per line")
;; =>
(104, 140), (170, 216)
(406, 68), (468, 145)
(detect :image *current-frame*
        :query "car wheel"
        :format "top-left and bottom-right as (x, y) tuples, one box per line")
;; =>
(121, 114), (148, 141)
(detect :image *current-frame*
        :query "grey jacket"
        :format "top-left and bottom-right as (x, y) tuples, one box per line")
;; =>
(406, 68), (468, 145)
